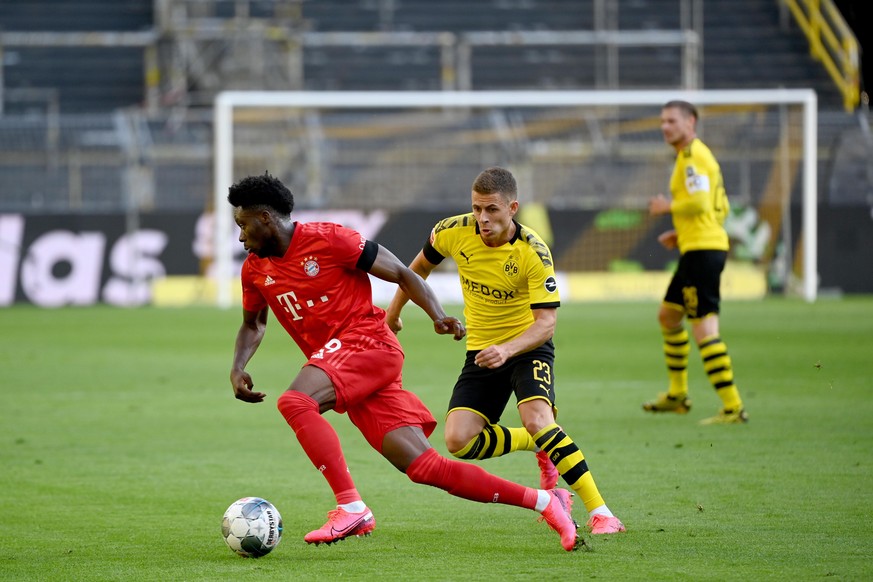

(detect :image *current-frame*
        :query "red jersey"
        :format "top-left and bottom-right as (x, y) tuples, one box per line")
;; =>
(240, 222), (402, 358)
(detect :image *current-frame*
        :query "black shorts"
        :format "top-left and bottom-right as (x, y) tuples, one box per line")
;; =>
(664, 250), (727, 319)
(447, 340), (556, 424)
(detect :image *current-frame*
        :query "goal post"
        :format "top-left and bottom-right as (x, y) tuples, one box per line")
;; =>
(213, 89), (818, 308)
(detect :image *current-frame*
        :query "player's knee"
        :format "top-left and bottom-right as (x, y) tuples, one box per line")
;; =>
(522, 418), (549, 437)
(444, 433), (471, 457)
(520, 400), (555, 435)
(658, 313), (677, 329)
(276, 390), (318, 422)
(658, 304), (684, 328)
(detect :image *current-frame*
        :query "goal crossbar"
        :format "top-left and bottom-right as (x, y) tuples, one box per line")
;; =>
(213, 89), (818, 307)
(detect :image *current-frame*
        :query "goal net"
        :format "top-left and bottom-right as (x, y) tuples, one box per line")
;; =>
(212, 90), (817, 307)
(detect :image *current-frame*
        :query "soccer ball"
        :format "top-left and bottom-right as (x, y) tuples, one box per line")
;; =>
(221, 497), (283, 558)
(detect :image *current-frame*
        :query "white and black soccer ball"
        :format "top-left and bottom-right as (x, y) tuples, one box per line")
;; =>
(221, 497), (283, 558)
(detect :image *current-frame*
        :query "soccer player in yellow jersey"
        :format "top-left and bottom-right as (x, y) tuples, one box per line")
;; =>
(645, 100), (748, 424)
(387, 166), (625, 535)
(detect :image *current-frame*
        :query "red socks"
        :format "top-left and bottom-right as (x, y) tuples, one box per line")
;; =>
(277, 391), (538, 511)
(277, 390), (360, 504)
(406, 448), (537, 509)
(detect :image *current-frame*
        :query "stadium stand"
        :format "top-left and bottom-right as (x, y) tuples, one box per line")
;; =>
(0, 0), (866, 213)
(0, 0), (153, 113)
(0, 0), (870, 296)
(0, 1), (852, 114)
(703, 0), (842, 105)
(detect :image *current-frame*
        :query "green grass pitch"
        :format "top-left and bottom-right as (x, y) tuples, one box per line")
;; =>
(2, 298), (872, 580)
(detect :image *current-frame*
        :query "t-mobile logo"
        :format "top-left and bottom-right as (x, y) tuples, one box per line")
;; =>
(276, 290), (328, 320)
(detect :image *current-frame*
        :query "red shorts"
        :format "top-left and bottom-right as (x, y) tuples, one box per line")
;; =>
(306, 332), (436, 453)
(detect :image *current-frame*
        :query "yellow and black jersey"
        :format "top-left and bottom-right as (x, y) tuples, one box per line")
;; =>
(669, 137), (730, 253)
(423, 213), (560, 350)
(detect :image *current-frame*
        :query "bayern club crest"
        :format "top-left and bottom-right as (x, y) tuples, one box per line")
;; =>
(302, 256), (320, 277)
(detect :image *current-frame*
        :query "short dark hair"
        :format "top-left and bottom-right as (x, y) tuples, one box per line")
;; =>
(227, 172), (295, 215)
(663, 100), (698, 121)
(472, 166), (517, 201)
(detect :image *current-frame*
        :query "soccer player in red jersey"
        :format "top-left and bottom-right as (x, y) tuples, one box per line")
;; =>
(227, 173), (581, 551)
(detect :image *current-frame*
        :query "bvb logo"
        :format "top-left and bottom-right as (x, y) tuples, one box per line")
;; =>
(503, 259), (519, 278)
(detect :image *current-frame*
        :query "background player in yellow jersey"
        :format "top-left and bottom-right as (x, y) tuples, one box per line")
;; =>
(386, 166), (625, 535)
(645, 100), (748, 424)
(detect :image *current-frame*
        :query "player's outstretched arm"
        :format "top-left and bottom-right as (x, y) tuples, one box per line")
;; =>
(371, 245), (465, 341)
(385, 250), (439, 334)
(230, 307), (268, 403)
